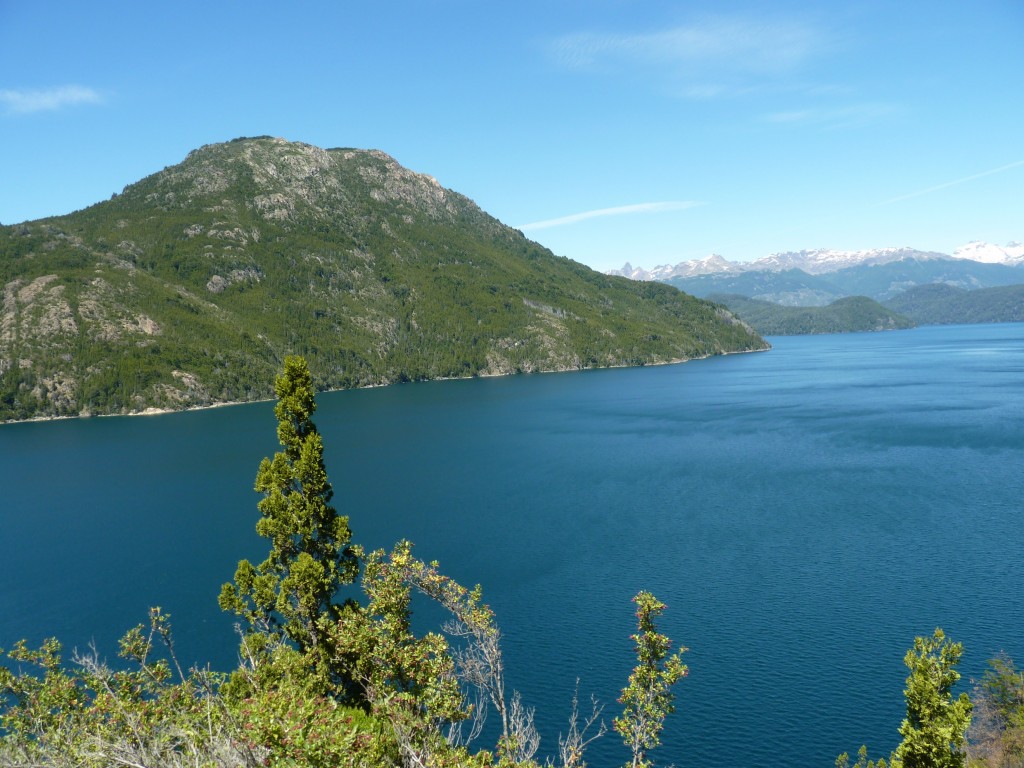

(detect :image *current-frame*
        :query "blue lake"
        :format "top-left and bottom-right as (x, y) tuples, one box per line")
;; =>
(2, 323), (1023, 766)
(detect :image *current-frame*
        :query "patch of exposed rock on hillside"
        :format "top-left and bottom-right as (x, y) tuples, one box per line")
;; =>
(357, 150), (458, 220)
(3, 276), (78, 343)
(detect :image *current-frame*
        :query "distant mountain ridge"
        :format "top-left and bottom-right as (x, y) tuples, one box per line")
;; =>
(0, 137), (766, 422)
(614, 242), (1024, 331)
(613, 245), (1024, 310)
(952, 241), (1024, 265)
(610, 242), (1024, 281)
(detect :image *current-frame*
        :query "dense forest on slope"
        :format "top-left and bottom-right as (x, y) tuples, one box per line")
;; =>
(883, 283), (1024, 325)
(0, 137), (766, 422)
(708, 294), (915, 335)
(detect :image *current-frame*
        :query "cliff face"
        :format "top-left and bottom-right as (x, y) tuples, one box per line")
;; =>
(0, 137), (767, 421)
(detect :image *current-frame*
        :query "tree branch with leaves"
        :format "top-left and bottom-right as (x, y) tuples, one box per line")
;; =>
(614, 592), (688, 768)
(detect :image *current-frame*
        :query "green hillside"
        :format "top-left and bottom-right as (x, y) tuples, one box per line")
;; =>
(884, 283), (1024, 325)
(0, 137), (766, 421)
(709, 294), (915, 335)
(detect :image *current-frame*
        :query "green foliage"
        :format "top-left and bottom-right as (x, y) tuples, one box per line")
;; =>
(219, 355), (358, 693)
(230, 641), (382, 767)
(836, 745), (890, 768)
(840, 629), (972, 768)
(0, 609), (232, 767)
(217, 357), (540, 764)
(894, 629), (973, 768)
(614, 592), (688, 768)
(329, 541), (470, 765)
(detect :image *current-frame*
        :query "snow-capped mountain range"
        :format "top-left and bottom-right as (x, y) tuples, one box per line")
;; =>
(610, 241), (1024, 281)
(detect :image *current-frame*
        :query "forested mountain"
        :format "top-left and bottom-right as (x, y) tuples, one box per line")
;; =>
(883, 283), (1024, 325)
(709, 294), (915, 336)
(669, 257), (1024, 306)
(0, 137), (766, 422)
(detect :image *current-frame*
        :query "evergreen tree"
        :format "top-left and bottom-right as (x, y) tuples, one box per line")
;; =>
(892, 628), (973, 768)
(219, 355), (358, 679)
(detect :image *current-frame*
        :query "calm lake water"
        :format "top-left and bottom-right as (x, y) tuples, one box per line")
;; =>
(3, 323), (1023, 766)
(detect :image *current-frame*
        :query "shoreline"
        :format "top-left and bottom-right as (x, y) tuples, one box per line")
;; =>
(2, 344), (771, 426)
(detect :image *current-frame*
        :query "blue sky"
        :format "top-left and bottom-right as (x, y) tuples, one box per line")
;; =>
(1, 1), (1021, 271)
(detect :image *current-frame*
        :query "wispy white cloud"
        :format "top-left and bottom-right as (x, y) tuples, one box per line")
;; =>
(548, 15), (827, 96)
(878, 160), (1024, 205)
(0, 85), (103, 114)
(517, 201), (703, 232)
(764, 102), (902, 128)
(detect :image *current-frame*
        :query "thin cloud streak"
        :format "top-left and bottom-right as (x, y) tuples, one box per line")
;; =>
(0, 86), (103, 114)
(518, 201), (703, 232)
(549, 16), (826, 87)
(879, 160), (1024, 205)
(764, 102), (901, 128)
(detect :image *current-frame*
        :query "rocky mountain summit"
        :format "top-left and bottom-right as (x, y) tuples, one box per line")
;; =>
(615, 254), (744, 281)
(0, 137), (766, 422)
(136, 138), (460, 225)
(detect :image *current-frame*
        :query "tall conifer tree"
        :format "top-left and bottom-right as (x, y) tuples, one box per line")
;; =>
(219, 355), (358, 670)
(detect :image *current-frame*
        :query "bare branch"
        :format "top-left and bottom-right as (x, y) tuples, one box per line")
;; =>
(558, 681), (607, 768)
(507, 689), (541, 762)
